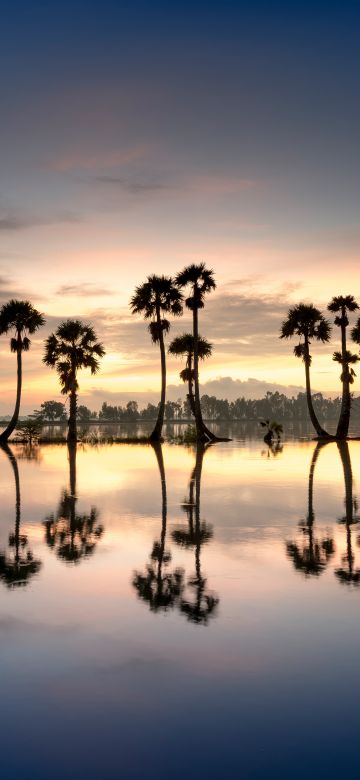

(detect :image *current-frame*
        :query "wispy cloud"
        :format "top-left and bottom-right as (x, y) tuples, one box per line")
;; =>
(56, 283), (114, 297)
(49, 145), (147, 172)
(0, 210), (81, 231)
(94, 171), (261, 199)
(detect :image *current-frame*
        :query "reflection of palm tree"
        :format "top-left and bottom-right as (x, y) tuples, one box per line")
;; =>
(0, 445), (42, 588)
(335, 441), (360, 585)
(286, 443), (335, 577)
(173, 444), (219, 624)
(133, 443), (184, 611)
(43, 444), (103, 564)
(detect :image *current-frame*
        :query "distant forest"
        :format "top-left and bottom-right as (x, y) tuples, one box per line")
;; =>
(21, 391), (360, 423)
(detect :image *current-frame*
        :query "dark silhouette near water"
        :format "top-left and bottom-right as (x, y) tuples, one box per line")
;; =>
(43, 443), (103, 564)
(0, 444), (42, 587)
(169, 332), (212, 419)
(280, 304), (331, 439)
(335, 441), (360, 585)
(130, 276), (183, 442)
(132, 442), (184, 611)
(172, 444), (219, 624)
(286, 443), (335, 576)
(328, 296), (359, 440)
(43, 320), (105, 443)
(0, 300), (45, 443)
(175, 263), (223, 443)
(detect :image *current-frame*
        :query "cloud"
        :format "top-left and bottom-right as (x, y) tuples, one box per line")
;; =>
(56, 284), (114, 298)
(94, 171), (260, 199)
(49, 146), (147, 172)
(0, 210), (81, 231)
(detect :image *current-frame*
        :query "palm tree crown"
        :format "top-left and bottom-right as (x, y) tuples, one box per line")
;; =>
(130, 275), (183, 341)
(280, 303), (331, 364)
(43, 320), (105, 394)
(0, 299), (45, 351)
(328, 295), (359, 325)
(175, 263), (216, 309)
(169, 333), (212, 360)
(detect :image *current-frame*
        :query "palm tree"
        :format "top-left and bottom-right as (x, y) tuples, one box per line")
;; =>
(173, 444), (219, 624)
(175, 263), (218, 442)
(130, 275), (183, 441)
(43, 443), (103, 564)
(0, 444), (42, 588)
(0, 300), (45, 443)
(280, 304), (331, 438)
(286, 442), (335, 577)
(328, 295), (359, 439)
(43, 320), (105, 443)
(132, 443), (184, 611)
(168, 332), (212, 418)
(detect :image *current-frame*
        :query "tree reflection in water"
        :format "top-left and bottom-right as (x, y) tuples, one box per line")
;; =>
(43, 443), (103, 564)
(286, 443), (335, 577)
(133, 443), (184, 612)
(335, 441), (360, 586)
(173, 444), (219, 625)
(0, 444), (42, 588)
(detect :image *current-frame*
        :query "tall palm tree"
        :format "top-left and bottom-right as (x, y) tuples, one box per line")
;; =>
(43, 443), (103, 564)
(168, 332), (212, 418)
(0, 300), (45, 443)
(132, 443), (184, 611)
(0, 444), (42, 588)
(130, 275), (183, 441)
(286, 442), (335, 577)
(43, 320), (105, 443)
(328, 295), (359, 439)
(280, 303), (331, 438)
(175, 263), (217, 442)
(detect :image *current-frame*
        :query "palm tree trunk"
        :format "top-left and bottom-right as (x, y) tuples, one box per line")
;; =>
(187, 354), (196, 417)
(0, 341), (22, 443)
(304, 341), (330, 438)
(150, 309), (166, 441)
(336, 317), (351, 439)
(68, 389), (78, 442)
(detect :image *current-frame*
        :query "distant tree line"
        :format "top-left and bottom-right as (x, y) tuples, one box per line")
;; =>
(31, 390), (360, 424)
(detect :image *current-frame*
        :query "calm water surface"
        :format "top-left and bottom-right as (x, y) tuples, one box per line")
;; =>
(0, 436), (359, 779)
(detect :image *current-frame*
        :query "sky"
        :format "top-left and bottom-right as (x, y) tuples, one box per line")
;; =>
(1, 0), (360, 412)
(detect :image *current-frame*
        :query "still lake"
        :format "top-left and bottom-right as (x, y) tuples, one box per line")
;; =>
(0, 430), (359, 779)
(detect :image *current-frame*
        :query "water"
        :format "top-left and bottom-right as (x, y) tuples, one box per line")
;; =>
(0, 435), (359, 779)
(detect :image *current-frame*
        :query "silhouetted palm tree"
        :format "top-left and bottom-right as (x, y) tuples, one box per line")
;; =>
(168, 332), (212, 418)
(173, 444), (219, 624)
(0, 300), (45, 443)
(175, 264), (218, 442)
(43, 320), (105, 443)
(130, 276), (183, 441)
(132, 443), (184, 611)
(280, 304), (331, 438)
(328, 295), (359, 439)
(0, 444), (42, 587)
(286, 443), (335, 577)
(43, 443), (103, 564)
(335, 441), (360, 585)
